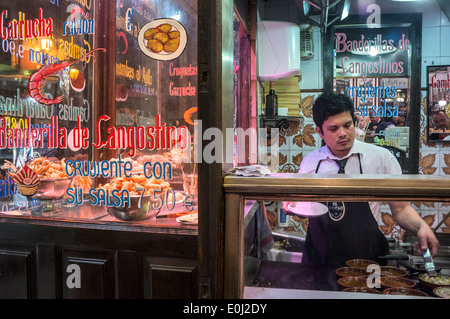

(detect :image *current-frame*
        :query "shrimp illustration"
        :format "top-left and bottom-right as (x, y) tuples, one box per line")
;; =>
(28, 48), (106, 105)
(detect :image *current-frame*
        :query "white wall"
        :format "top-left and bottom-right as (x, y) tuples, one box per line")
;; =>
(259, 0), (450, 90)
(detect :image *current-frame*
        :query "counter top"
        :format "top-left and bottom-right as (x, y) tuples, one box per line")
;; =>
(244, 286), (432, 299)
(0, 197), (198, 234)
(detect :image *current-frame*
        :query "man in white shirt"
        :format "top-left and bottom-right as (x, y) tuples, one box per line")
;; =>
(298, 138), (398, 223)
(283, 92), (439, 266)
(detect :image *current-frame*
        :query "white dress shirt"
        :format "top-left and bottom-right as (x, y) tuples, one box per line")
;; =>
(299, 139), (402, 221)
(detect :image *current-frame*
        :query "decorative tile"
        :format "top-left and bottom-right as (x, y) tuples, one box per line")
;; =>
(439, 151), (450, 175)
(284, 118), (303, 137)
(435, 209), (450, 233)
(291, 151), (303, 169)
(410, 201), (437, 211)
(279, 162), (299, 173)
(278, 150), (289, 170)
(278, 134), (290, 151)
(299, 94), (315, 119)
(291, 123), (317, 151)
(419, 151), (439, 175)
(379, 211), (404, 241)
(419, 211), (439, 230)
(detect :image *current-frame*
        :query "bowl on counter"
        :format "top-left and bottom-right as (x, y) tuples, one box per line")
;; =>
(419, 273), (450, 288)
(345, 259), (379, 269)
(335, 267), (368, 278)
(383, 287), (428, 297)
(380, 276), (416, 289)
(33, 177), (73, 200)
(432, 286), (450, 299)
(337, 276), (368, 290)
(379, 266), (408, 277)
(343, 287), (382, 294)
(106, 194), (159, 221)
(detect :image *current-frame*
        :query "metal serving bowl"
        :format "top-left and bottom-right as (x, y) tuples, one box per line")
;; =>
(106, 194), (159, 221)
(33, 177), (73, 200)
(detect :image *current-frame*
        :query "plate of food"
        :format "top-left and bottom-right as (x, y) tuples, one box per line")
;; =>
(286, 201), (328, 217)
(345, 259), (379, 269)
(380, 276), (416, 289)
(433, 286), (450, 299)
(419, 273), (450, 288)
(176, 212), (198, 225)
(383, 287), (428, 297)
(138, 18), (187, 61)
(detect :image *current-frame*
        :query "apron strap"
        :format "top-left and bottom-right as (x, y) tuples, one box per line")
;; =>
(315, 153), (363, 174)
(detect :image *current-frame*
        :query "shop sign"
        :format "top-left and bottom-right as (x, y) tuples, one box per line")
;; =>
(334, 26), (411, 78)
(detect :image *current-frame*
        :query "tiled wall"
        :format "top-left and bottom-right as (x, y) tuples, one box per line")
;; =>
(260, 0), (450, 237)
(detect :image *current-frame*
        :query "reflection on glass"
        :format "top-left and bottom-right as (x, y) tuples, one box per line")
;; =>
(0, 0), (198, 228)
(333, 77), (410, 174)
(244, 200), (449, 298)
(427, 65), (450, 142)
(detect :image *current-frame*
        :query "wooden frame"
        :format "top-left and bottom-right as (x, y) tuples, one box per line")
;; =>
(197, 0), (235, 298)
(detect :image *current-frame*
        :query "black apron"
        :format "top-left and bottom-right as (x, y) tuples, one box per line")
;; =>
(302, 154), (389, 267)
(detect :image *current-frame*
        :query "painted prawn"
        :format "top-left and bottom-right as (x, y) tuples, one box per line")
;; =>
(28, 48), (106, 105)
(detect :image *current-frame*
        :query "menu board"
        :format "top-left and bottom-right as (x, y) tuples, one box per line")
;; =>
(0, 0), (97, 209)
(332, 24), (413, 173)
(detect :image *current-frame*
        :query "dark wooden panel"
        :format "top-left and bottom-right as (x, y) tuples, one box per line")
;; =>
(60, 248), (116, 299)
(115, 250), (140, 299)
(0, 221), (198, 259)
(0, 221), (198, 298)
(36, 244), (59, 299)
(0, 244), (36, 299)
(143, 256), (198, 299)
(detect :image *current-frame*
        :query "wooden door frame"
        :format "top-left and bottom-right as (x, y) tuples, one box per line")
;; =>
(197, 0), (235, 299)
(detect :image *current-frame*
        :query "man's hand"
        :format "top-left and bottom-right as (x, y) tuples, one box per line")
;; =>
(389, 201), (440, 257)
(416, 223), (440, 257)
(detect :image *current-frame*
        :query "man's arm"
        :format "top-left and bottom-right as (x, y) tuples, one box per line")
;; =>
(388, 201), (440, 257)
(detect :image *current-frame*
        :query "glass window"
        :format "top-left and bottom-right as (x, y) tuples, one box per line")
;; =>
(0, 0), (198, 230)
(244, 199), (449, 298)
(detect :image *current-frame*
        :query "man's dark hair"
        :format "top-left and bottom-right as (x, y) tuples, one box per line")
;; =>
(313, 92), (355, 131)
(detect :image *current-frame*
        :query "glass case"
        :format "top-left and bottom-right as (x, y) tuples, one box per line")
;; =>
(0, 0), (198, 229)
(223, 174), (450, 298)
